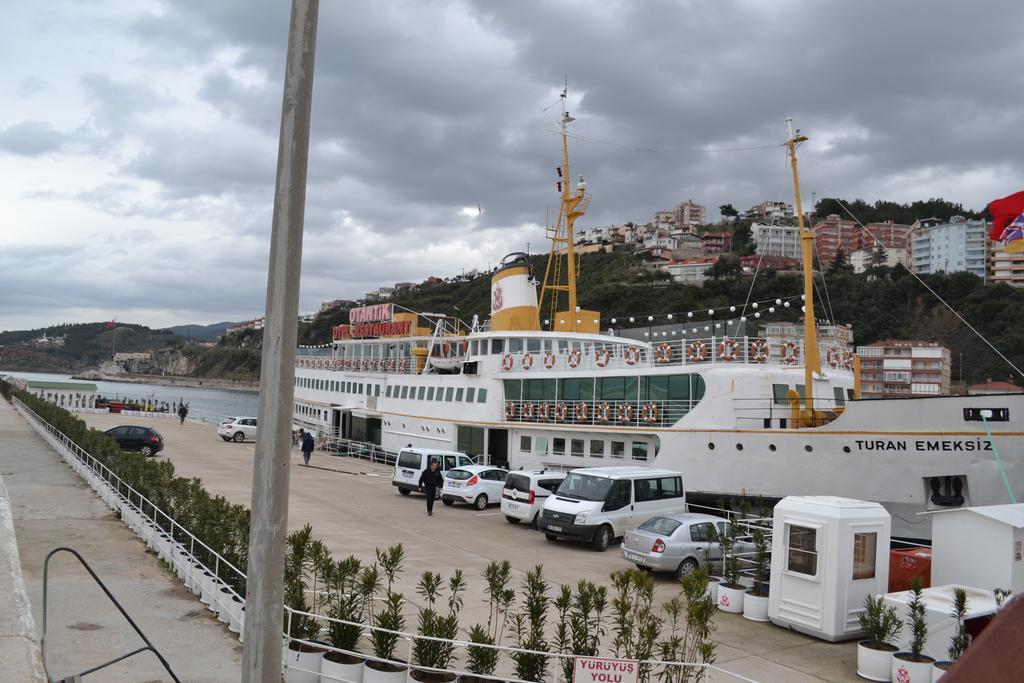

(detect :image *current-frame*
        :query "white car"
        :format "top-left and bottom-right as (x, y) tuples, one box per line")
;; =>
(218, 417), (258, 443)
(500, 470), (567, 528)
(441, 465), (508, 510)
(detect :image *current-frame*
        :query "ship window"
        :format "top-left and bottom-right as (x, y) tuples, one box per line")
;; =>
(509, 338), (523, 353)
(477, 388), (487, 402)
(471, 341), (479, 356)
(558, 339), (568, 352)
(553, 438), (565, 455)
(534, 437), (548, 454)
(833, 387), (846, 407)
(466, 388), (476, 402)
(375, 385), (381, 397)
(401, 386), (409, 399)
(456, 388), (464, 402)
(632, 442), (649, 461)
(435, 387), (444, 401)
(772, 384), (790, 405)
(503, 380), (521, 401)
(445, 388), (454, 401)
(427, 387), (435, 400)
(589, 440), (605, 458)
(417, 387), (425, 400)
(611, 440), (625, 459)
(644, 376), (669, 402)
(527, 338), (541, 352)
(520, 436), (531, 452)
(787, 525), (818, 576)
(599, 376), (625, 400)
(847, 388), (855, 400)
(366, 384), (372, 395)
(386, 386), (392, 397)
(560, 378), (580, 400)
(491, 338), (503, 354)
(571, 439), (585, 457)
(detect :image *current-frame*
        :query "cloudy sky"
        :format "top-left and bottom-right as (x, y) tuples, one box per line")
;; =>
(2, 0), (1022, 331)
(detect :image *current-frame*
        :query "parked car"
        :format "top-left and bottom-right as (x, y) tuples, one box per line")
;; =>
(539, 467), (686, 551)
(392, 448), (473, 496)
(501, 470), (567, 528)
(621, 513), (734, 579)
(441, 465), (508, 510)
(218, 417), (258, 442)
(104, 425), (164, 457)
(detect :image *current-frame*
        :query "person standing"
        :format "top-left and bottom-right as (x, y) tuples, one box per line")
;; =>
(301, 430), (315, 466)
(178, 403), (188, 425)
(418, 459), (444, 516)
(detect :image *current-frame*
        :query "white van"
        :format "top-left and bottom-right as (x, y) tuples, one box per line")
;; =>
(392, 448), (473, 496)
(539, 467), (686, 551)
(500, 470), (568, 528)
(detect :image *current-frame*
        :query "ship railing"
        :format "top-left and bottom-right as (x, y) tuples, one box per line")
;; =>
(732, 396), (850, 428)
(294, 355), (417, 374)
(317, 433), (400, 466)
(499, 336), (855, 373)
(503, 398), (698, 429)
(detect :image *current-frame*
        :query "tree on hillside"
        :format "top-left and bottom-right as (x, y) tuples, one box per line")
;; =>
(731, 220), (756, 256)
(706, 255), (741, 279)
(828, 248), (853, 275)
(719, 203), (739, 223)
(871, 246), (888, 266)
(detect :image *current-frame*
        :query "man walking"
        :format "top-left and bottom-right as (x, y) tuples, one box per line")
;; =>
(418, 459), (444, 516)
(177, 403), (188, 425)
(301, 430), (315, 466)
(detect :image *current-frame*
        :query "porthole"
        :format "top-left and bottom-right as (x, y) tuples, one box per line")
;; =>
(736, 443), (744, 451)
(804, 445), (813, 453)
(708, 442), (715, 450)
(769, 444), (777, 452)
(843, 446), (851, 453)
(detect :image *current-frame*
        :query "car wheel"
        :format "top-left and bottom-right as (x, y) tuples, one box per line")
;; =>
(592, 525), (613, 552)
(505, 515), (520, 524)
(398, 487), (411, 496)
(532, 513), (542, 530)
(442, 499), (455, 506)
(544, 533), (558, 542)
(675, 558), (699, 580)
(232, 432), (245, 443)
(473, 494), (488, 511)
(221, 437), (231, 442)
(140, 445), (154, 457)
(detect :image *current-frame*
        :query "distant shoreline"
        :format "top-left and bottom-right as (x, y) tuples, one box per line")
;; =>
(71, 371), (259, 392)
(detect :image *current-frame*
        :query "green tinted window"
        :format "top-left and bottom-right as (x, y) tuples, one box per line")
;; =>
(647, 376), (670, 401)
(503, 379), (521, 401)
(579, 377), (594, 401)
(477, 388), (487, 402)
(466, 388), (476, 402)
(668, 375), (690, 401)
(833, 386), (846, 406)
(427, 387), (435, 400)
(600, 376), (624, 400)
(560, 378), (580, 400)
(456, 388), (464, 402)
(524, 379), (543, 400)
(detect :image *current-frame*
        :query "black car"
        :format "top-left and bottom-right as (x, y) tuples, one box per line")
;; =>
(104, 425), (165, 457)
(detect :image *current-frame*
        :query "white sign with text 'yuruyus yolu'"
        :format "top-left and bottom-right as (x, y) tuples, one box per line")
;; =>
(573, 656), (639, 683)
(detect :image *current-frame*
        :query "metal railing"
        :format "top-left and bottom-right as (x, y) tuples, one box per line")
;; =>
(42, 547), (180, 682)
(15, 397), (757, 683)
(503, 398), (699, 428)
(296, 355), (417, 374)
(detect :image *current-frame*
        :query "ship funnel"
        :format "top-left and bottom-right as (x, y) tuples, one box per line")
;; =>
(489, 252), (541, 331)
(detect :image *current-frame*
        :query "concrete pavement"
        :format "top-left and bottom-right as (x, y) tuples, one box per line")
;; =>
(1, 399), (242, 682)
(77, 411), (862, 682)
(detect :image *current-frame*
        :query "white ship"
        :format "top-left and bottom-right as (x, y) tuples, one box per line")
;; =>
(293, 97), (1022, 538)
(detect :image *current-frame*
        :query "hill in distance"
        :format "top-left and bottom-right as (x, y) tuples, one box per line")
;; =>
(164, 321), (239, 340)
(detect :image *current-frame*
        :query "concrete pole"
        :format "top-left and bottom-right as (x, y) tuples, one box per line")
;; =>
(241, 1), (319, 681)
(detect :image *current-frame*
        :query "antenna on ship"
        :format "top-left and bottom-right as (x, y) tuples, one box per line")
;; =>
(539, 81), (599, 333)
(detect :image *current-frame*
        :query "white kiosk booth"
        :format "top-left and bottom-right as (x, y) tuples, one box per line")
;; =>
(768, 496), (891, 641)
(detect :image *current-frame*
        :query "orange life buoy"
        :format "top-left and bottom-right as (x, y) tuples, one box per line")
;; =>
(826, 347), (841, 369)
(522, 403), (536, 419)
(624, 347), (642, 365)
(616, 403), (634, 423)
(596, 402), (611, 422)
(399, 359), (407, 372)
(501, 354), (514, 371)
(688, 341), (708, 362)
(574, 402), (589, 421)
(595, 348), (611, 368)
(522, 353), (534, 370)
(504, 401), (516, 419)
(443, 342), (452, 356)
(655, 343), (673, 364)
(536, 402), (550, 420)
(554, 401), (568, 421)
(841, 350), (853, 370)
(781, 342), (799, 364)
(567, 349), (582, 368)
(718, 338), (738, 362)
(750, 341), (768, 363)
(641, 402), (659, 424)
(543, 351), (556, 369)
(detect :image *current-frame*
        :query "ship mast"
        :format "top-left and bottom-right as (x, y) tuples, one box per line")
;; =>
(786, 118), (821, 418)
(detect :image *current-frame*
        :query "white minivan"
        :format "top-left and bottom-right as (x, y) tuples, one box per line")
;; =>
(500, 470), (568, 528)
(392, 448), (473, 496)
(539, 467), (686, 551)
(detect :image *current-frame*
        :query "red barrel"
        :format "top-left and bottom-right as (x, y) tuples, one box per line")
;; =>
(108, 400), (124, 414)
(888, 548), (932, 592)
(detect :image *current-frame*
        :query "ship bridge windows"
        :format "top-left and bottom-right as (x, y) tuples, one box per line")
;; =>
(509, 338), (523, 353)
(833, 387), (846, 407)
(466, 387), (476, 402)
(526, 338), (541, 353)
(491, 338), (504, 354)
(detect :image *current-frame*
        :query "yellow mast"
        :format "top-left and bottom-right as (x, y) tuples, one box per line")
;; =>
(785, 118), (821, 417)
(540, 85), (593, 332)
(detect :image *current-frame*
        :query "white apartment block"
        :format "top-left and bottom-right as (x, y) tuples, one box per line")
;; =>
(856, 340), (951, 398)
(753, 223), (802, 259)
(744, 201), (794, 222)
(909, 216), (989, 279)
(989, 241), (1024, 288)
(759, 322), (855, 351)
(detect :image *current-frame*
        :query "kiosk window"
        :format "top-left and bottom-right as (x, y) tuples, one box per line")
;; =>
(853, 532), (877, 580)
(787, 525), (818, 576)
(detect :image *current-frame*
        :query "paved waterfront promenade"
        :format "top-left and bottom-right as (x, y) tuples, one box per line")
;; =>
(0, 399), (242, 682)
(73, 411), (861, 683)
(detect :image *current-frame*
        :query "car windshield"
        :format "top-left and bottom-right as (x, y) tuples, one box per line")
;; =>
(638, 517), (683, 535)
(446, 469), (473, 481)
(556, 473), (613, 502)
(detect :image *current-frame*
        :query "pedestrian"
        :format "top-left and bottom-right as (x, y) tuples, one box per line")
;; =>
(418, 459), (444, 516)
(301, 430), (315, 466)
(178, 403), (188, 425)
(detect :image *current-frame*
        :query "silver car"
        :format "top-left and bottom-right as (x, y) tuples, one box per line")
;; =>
(621, 513), (731, 579)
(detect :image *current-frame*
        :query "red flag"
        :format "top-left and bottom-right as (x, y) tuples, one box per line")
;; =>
(106, 319), (116, 330)
(987, 190), (1024, 241)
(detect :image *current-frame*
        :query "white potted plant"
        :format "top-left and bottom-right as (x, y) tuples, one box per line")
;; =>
(363, 545), (408, 683)
(857, 594), (902, 681)
(283, 526), (330, 683)
(891, 578), (934, 683)
(321, 557), (379, 683)
(716, 521), (744, 614)
(742, 527), (770, 622)
(931, 587), (968, 681)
